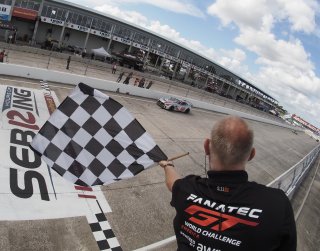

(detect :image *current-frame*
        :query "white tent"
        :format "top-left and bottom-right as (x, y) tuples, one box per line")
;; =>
(91, 47), (111, 60)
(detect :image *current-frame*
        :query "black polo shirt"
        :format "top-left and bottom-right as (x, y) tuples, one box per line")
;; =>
(171, 170), (296, 251)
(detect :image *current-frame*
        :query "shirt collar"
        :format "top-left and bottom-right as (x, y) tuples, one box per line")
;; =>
(207, 170), (248, 184)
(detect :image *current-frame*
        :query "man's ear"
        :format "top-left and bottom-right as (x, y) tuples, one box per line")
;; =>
(204, 138), (210, 156)
(248, 147), (255, 161)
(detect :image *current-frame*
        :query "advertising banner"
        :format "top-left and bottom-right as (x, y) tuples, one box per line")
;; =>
(90, 29), (111, 39)
(0, 4), (11, 21)
(113, 35), (131, 45)
(132, 42), (149, 51)
(66, 22), (89, 32)
(0, 85), (110, 221)
(12, 7), (38, 21)
(40, 16), (64, 26)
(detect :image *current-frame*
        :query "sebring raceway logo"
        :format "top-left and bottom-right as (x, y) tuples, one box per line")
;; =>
(0, 85), (110, 220)
(2, 86), (49, 200)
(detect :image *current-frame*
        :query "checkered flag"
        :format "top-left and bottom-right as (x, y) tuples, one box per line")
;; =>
(30, 83), (167, 186)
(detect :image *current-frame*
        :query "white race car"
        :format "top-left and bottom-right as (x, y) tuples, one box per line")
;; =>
(157, 97), (192, 113)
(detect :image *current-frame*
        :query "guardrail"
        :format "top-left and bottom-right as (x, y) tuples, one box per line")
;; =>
(133, 144), (320, 250)
(267, 144), (320, 199)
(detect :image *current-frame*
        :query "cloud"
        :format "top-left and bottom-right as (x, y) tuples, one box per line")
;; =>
(277, 0), (318, 34)
(93, 5), (247, 73)
(208, 0), (320, 127)
(207, 0), (319, 34)
(235, 29), (314, 74)
(94, 4), (148, 27)
(207, 0), (270, 30)
(78, 0), (205, 18)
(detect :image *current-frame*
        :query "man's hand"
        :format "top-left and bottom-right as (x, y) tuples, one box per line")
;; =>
(159, 160), (174, 168)
(159, 160), (180, 192)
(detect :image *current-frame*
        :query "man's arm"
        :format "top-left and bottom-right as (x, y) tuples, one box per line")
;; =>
(159, 160), (181, 192)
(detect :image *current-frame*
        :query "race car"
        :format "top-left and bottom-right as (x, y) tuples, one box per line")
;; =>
(157, 96), (192, 113)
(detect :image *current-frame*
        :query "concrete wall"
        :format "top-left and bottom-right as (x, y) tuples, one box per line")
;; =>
(0, 63), (296, 130)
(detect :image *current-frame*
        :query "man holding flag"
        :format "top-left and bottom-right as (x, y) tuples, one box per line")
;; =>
(159, 116), (296, 251)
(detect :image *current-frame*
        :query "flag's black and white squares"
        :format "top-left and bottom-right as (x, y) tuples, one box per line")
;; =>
(31, 83), (167, 186)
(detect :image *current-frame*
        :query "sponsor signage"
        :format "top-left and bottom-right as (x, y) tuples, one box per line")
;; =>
(40, 18), (91, 32)
(66, 22), (89, 32)
(0, 85), (110, 220)
(0, 4), (11, 21)
(40, 16), (64, 26)
(292, 114), (320, 134)
(90, 29), (111, 39)
(132, 42), (149, 51)
(12, 7), (38, 21)
(113, 35), (131, 45)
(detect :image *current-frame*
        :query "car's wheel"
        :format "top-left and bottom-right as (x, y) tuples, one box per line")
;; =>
(169, 106), (174, 111)
(185, 109), (190, 114)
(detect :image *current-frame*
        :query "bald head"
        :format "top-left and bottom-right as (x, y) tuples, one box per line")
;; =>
(209, 116), (254, 169)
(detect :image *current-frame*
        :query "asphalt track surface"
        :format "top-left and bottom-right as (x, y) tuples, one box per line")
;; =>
(0, 76), (319, 251)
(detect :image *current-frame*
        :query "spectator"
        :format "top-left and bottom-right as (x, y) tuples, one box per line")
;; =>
(0, 50), (6, 63)
(66, 56), (71, 70)
(8, 34), (13, 44)
(112, 63), (117, 74)
(138, 77), (145, 88)
(134, 77), (140, 86)
(159, 116), (296, 251)
(117, 72), (125, 83)
(123, 72), (133, 84)
(145, 80), (153, 89)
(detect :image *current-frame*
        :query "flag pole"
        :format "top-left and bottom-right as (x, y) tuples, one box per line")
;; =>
(167, 152), (189, 161)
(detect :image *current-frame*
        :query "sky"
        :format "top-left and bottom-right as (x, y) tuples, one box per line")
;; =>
(67, 0), (320, 128)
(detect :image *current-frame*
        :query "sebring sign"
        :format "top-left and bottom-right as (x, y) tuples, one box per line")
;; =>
(0, 85), (110, 220)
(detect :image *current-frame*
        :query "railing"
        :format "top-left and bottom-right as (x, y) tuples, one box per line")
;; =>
(133, 144), (320, 250)
(267, 144), (320, 199)
(0, 42), (285, 124)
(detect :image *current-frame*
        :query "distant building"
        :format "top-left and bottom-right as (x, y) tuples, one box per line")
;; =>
(2, 0), (278, 110)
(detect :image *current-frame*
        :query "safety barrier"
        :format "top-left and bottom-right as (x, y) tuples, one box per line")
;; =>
(133, 144), (320, 250)
(0, 63), (296, 131)
(267, 144), (320, 199)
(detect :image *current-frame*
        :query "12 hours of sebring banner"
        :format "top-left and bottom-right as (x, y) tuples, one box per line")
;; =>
(0, 84), (111, 221)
